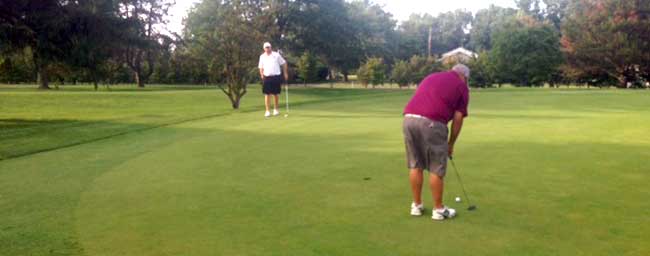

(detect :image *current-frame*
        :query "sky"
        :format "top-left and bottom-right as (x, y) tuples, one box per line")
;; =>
(165, 0), (518, 35)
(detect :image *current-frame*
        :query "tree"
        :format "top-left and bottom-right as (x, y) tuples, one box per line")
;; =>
(395, 14), (434, 59)
(347, 1), (398, 65)
(467, 52), (494, 88)
(542, 0), (570, 31)
(65, 0), (124, 90)
(150, 35), (176, 84)
(561, 0), (650, 87)
(168, 44), (210, 84)
(409, 55), (442, 85)
(118, 0), (171, 88)
(397, 10), (472, 59)
(391, 60), (411, 88)
(516, 0), (543, 20)
(0, 48), (35, 84)
(288, 0), (356, 82)
(432, 10), (473, 53)
(0, 0), (70, 89)
(490, 19), (563, 86)
(297, 51), (318, 85)
(369, 58), (386, 87)
(357, 57), (386, 88)
(185, 0), (265, 109)
(468, 5), (517, 51)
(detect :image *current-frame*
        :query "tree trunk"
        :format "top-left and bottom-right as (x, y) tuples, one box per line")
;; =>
(617, 75), (627, 88)
(92, 72), (98, 91)
(37, 65), (50, 90)
(135, 72), (145, 88)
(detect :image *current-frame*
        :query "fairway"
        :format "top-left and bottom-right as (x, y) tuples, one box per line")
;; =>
(1, 86), (648, 255)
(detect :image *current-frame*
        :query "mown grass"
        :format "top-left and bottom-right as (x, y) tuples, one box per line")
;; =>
(0, 85), (648, 255)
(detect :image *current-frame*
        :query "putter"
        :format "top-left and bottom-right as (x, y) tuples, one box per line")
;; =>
(284, 82), (289, 117)
(449, 156), (477, 211)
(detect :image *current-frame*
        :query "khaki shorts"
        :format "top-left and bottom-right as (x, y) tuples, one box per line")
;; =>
(403, 116), (449, 177)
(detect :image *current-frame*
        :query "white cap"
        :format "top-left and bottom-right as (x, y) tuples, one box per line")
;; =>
(452, 64), (470, 78)
(263, 42), (272, 49)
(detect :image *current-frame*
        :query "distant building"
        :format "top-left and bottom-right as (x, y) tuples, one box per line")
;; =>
(439, 47), (478, 65)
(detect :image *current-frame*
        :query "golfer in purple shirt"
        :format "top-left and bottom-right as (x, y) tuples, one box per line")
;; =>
(403, 64), (470, 220)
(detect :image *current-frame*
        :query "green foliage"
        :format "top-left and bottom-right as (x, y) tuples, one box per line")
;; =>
(0, 0), (645, 89)
(0, 0), (170, 88)
(469, 6), (518, 51)
(0, 0), (70, 89)
(297, 51), (319, 84)
(543, 0), (570, 30)
(118, 0), (171, 88)
(356, 65), (371, 87)
(390, 60), (411, 87)
(561, 0), (650, 87)
(396, 10), (473, 59)
(409, 55), (442, 85)
(185, 0), (265, 109)
(490, 21), (563, 86)
(0, 49), (35, 83)
(467, 51), (494, 88)
(347, 1), (398, 62)
(65, 0), (126, 89)
(357, 57), (386, 87)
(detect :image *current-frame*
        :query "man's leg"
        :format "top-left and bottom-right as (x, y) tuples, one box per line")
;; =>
(273, 94), (279, 111)
(429, 174), (444, 209)
(409, 168), (424, 205)
(264, 94), (270, 112)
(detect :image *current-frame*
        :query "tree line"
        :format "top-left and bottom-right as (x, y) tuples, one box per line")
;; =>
(1, 0), (649, 107)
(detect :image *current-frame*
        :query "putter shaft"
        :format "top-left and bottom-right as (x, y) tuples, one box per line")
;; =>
(450, 158), (476, 210)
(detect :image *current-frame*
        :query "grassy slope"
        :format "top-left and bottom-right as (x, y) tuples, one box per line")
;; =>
(0, 86), (648, 255)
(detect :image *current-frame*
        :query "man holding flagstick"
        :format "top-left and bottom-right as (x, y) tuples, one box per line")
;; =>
(259, 42), (289, 118)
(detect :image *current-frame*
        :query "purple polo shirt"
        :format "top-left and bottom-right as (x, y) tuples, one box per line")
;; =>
(403, 71), (469, 124)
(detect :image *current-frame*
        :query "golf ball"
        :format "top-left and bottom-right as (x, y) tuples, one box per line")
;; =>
(455, 197), (461, 202)
(284, 114), (289, 117)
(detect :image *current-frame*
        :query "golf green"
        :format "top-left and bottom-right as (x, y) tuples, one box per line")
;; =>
(0, 86), (648, 255)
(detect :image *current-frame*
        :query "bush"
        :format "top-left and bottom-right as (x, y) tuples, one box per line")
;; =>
(467, 51), (493, 88)
(409, 55), (441, 85)
(490, 22), (563, 87)
(357, 57), (386, 88)
(391, 60), (411, 88)
(297, 51), (319, 84)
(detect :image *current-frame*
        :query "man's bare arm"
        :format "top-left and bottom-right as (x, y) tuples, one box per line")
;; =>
(448, 111), (465, 157)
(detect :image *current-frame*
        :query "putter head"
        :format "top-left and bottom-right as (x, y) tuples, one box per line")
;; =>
(467, 205), (477, 211)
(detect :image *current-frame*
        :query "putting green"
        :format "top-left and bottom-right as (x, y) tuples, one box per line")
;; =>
(0, 86), (648, 255)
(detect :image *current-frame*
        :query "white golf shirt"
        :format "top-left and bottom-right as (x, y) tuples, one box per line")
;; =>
(258, 51), (286, 77)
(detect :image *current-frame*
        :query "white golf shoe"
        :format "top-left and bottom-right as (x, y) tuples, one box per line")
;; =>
(264, 111), (271, 117)
(410, 202), (424, 216)
(273, 109), (280, 116)
(432, 206), (456, 220)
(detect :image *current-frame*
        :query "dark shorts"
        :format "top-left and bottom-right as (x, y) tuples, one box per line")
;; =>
(403, 116), (449, 177)
(263, 75), (283, 95)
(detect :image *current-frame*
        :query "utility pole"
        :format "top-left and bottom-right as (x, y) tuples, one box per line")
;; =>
(428, 27), (432, 57)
